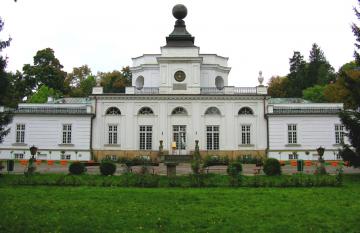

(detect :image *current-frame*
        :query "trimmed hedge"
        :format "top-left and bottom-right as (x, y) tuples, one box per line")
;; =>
(0, 173), (342, 188)
(100, 161), (117, 176)
(263, 158), (282, 176)
(69, 162), (86, 175)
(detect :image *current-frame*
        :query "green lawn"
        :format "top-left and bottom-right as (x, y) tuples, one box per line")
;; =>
(1, 175), (360, 233)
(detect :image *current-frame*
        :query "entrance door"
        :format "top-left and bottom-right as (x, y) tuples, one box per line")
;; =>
(173, 125), (186, 155)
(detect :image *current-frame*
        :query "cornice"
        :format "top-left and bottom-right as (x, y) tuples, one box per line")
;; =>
(91, 94), (268, 101)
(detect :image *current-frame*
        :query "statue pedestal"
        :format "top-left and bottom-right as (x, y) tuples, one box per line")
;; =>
(164, 162), (178, 177)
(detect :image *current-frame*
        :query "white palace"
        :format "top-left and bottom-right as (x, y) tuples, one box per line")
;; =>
(0, 5), (346, 162)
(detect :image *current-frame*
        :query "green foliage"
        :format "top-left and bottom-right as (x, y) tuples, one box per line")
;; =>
(267, 76), (289, 98)
(28, 85), (61, 103)
(263, 158), (282, 176)
(235, 155), (263, 164)
(22, 48), (67, 93)
(0, 18), (14, 143)
(203, 155), (229, 167)
(99, 160), (117, 176)
(68, 162), (86, 175)
(339, 110), (360, 167)
(352, 0), (360, 65)
(302, 85), (327, 102)
(227, 161), (243, 176)
(191, 159), (201, 175)
(99, 67), (132, 93)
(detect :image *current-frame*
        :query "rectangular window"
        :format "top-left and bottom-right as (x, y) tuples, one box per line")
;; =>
(108, 125), (118, 144)
(335, 124), (344, 144)
(206, 125), (219, 150)
(61, 154), (71, 160)
(173, 125), (186, 150)
(241, 125), (251, 145)
(62, 124), (72, 144)
(336, 153), (341, 160)
(288, 153), (298, 160)
(288, 124), (297, 144)
(16, 124), (25, 143)
(14, 153), (24, 159)
(139, 126), (152, 150)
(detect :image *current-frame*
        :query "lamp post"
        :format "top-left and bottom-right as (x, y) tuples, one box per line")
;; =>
(26, 145), (38, 175)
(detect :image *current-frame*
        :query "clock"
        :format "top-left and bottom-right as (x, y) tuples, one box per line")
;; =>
(174, 70), (186, 82)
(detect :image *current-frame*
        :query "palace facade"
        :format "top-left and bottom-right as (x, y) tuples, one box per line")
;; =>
(0, 5), (345, 161)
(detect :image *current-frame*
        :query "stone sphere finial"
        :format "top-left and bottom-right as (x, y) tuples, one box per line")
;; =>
(172, 4), (187, 20)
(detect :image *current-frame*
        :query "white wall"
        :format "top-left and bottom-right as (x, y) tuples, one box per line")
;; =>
(92, 96), (268, 153)
(0, 115), (92, 161)
(268, 115), (345, 160)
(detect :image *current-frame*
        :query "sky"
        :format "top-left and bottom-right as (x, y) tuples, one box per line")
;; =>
(0, 0), (358, 87)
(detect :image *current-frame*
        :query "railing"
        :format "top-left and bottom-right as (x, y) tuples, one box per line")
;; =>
(200, 87), (225, 94)
(15, 107), (89, 114)
(234, 87), (257, 95)
(273, 107), (342, 114)
(135, 87), (159, 94)
(163, 155), (193, 163)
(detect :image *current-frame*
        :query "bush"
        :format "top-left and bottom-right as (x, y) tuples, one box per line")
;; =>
(191, 159), (201, 175)
(69, 162), (86, 175)
(100, 160), (117, 176)
(263, 158), (281, 176)
(227, 161), (243, 176)
(227, 161), (243, 187)
(203, 155), (229, 167)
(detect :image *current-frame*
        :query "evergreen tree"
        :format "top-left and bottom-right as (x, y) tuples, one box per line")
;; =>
(287, 51), (307, 97)
(307, 43), (335, 86)
(353, 0), (360, 64)
(0, 17), (13, 142)
(338, 0), (360, 167)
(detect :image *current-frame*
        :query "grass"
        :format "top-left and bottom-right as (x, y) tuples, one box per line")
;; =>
(0, 175), (360, 233)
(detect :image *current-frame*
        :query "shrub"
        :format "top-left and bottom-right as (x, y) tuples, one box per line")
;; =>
(263, 158), (281, 176)
(227, 161), (243, 186)
(227, 161), (243, 176)
(191, 159), (201, 175)
(100, 160), (117, 176)
(203, 155), (229, 167)
(69, 162), (86, 175)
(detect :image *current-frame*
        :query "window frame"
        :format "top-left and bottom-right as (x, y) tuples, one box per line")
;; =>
(62, 124), (72, 144)
(287, 124), (297, 144)
(206, 125), (220, 150)
(240, 124), (251, 145)
(139, 125), (152, 150)
(15, 123), (25, 143)
(335, 124), (344, 144)
(108, 124), (118, 145)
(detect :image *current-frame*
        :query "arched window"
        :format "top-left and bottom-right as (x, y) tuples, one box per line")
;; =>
(215, 76), (224, 90)
(238, 107), (253, 115)
(171, 107), (188, 115)
(205, 107), (221, 115)
(135, 76), (144, 90)
(106, 107), (121, 115)
(138, 107), (154, 115)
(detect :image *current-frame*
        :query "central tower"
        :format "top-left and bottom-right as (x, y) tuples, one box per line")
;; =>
(158, 4), (202, 94)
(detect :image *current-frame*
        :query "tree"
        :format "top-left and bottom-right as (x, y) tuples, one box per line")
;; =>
(302, 85), (327, 103)
(307, 43), (335, 86)
(267, 76), (289, 98)
(23, 48), (67, 93)
(287, 51), (307, 97)
(28, 85), (61, 103)
(66, 65), (92, 88)
(69, 75), (96, 97)
(338, 0), (360, 167)
(99, 67), (132, 93)
(353, 0), (360, 64)
(0, 17), (13, 142)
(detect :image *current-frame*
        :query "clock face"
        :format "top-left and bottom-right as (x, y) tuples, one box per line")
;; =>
(174, 71), (186, 82)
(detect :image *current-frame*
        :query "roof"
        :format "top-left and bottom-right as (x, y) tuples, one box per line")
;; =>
(268, 98), (312, 104)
